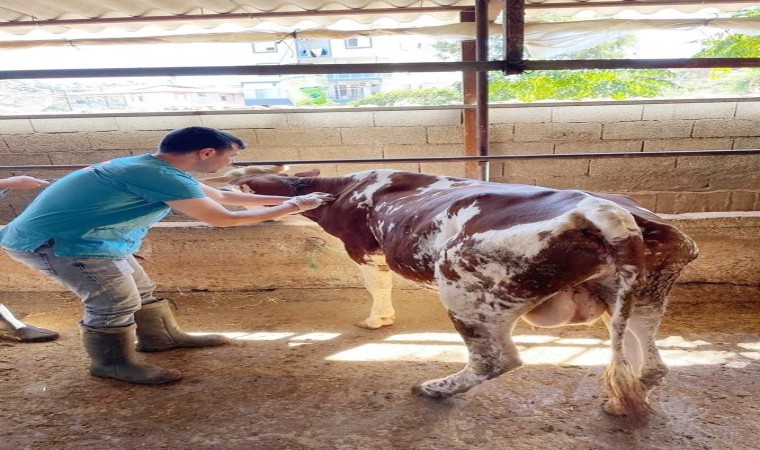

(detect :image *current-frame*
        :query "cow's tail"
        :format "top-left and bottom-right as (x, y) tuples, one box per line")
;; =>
(580, 198), (650, 417)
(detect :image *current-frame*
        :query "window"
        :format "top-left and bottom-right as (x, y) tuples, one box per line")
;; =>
(252, 42), (277, 53)
(221, 95), (228, 101)
(345, 37), (372, 49)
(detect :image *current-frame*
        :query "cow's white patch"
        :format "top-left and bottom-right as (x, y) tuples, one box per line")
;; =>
(350, 170), (395, 208)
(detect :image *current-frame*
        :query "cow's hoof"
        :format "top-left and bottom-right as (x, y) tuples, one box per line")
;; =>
(354, 318), (394, 329)
(412, 384), (448, 399)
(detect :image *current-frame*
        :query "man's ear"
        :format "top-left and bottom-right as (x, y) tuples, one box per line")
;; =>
(198, 148), (216, 160)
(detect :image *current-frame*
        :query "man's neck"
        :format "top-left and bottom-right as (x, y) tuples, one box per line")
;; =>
(152, 152), (195, 172)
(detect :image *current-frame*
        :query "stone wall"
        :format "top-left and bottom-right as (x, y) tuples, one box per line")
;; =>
(1, 213), (757, 300)
(1, 98), (759, 223)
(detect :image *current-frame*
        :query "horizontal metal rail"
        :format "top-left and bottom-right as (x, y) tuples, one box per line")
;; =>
(1, 58), (758, 80)
(1, 149), (756, 171)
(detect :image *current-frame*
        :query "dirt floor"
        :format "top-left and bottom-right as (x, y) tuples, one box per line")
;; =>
(1, 286), (758, 450)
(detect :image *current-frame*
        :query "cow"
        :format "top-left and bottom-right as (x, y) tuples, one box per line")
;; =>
(217, 166), (698, 418)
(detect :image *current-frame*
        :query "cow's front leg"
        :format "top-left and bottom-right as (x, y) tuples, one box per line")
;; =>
(354, 255), (395, 329)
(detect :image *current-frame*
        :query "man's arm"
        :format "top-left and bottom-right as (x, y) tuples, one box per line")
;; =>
(167, 190), (334, 228)
(167, 196), (299, 227)
(200, 183), (289, 207)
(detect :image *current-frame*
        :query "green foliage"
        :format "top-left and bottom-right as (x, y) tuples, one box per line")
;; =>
(692, 7), (760, 94)
(489, 35), (676, 101)
(350, 87), (461, 106)
(490, 69), (676, 102)
(295, 86), (331, 106)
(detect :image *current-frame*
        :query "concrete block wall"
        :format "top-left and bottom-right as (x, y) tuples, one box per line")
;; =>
(1, 214), (757, 300)
(1, 98), (759, 222)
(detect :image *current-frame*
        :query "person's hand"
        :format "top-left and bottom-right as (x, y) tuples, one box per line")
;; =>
(283, 192), (336, 212)
(0, 176), (50, 190)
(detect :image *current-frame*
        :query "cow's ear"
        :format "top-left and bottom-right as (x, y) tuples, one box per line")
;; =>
(293, 169), (320, 177)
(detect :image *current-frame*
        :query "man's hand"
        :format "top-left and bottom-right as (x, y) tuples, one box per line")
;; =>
(0, 176), (50, 190)
(283, 192), (336, 212)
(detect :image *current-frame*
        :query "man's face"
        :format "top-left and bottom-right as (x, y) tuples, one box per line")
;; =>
(202, 145), (241, 173)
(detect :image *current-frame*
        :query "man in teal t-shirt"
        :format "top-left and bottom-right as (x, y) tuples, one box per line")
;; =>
(0, 126), (334, 385)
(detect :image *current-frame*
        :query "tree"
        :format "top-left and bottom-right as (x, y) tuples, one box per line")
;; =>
(692, 8), (760, 94)
(489, 35), (677, 101)
(350, 87), (461, 106)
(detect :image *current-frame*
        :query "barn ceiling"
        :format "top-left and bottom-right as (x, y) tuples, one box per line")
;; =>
(0, 0), (755, 39)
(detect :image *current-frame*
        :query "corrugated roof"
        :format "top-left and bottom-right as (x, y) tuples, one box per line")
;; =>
(0, 1), (755, 38)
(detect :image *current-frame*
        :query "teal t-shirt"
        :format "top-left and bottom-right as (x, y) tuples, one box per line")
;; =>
(0, 154), (205, 258)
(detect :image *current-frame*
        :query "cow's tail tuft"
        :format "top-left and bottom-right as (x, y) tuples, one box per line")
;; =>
(582, 198), (650, 418)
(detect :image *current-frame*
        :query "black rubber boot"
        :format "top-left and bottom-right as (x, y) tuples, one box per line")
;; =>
(80, 323), (182, 385)
(0, 304), (59, 343)
(134, 299), (229, 353)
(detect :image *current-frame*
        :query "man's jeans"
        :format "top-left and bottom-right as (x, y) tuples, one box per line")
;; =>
(3, 241), (157, 328)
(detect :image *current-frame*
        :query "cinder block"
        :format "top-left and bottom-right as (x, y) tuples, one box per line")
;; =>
(86, 130), (165, 151)
(552, 104), (642, 123)
(31, 117), (119, 133)
(419, 161), (467, 178)
(287, 111), (373, 128)
(693, 119), (758, 138)
(603, 120), (692, 140)
(643, 102), (736, 120)
(428, 125), (464, 144)
(0, 138), (9, 153)
(200, 113), (287, 129)
(336, 162), (418, 175)
(626, 192), (657, 211)
(504, 159), (588, 178)
(704, 190), (732, 211)
(729, 191), (757, 211)
(733, 137), (760, 149)
(674, 192), (706, 213)
(48, 150), (133, 165)
(299, 145), (382, 162)
(341, 127), (427, 145)
(677, 154), (760, 189)
(114, 115), (202, 131)
(644, 137), (733, 152)
(735, 101), (760, 120)
(489, 106), (551, 123)
(373, 109), (460, 127)
(555, 140), (642, 154)
(0, 153), (52, 165)
(490, 142), (554, 155)
(590, 156), (676, 177)
(655, 192), (677, 213)
(245, 146), (300, 162)
(225, 128), (258, 148)
(383, 144), (462, 159)
(0, 119), (33, 134)
(514, 123), (601, 142)
(3, 133), (92, 154)
(256, 128), (341, 147)
(489, 124), (514, 143)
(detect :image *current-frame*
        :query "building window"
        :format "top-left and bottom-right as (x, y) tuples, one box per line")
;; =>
(345, 37), (372, 49)
(221, 95), (228, 101)
(252, 42), (278, 53)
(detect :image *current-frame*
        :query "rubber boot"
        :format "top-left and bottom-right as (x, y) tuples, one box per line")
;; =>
(134, 299), (229, 352)
(80, 323), (182, 385)
(0, 304), (59, 343)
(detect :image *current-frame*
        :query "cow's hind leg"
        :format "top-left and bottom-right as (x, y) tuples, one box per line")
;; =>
(413, 286), (526, 398)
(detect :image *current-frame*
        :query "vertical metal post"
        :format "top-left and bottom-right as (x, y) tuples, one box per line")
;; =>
(475, 0), (490, 181)
(504, 0), (525, 70)
(460, 9), (480, 179)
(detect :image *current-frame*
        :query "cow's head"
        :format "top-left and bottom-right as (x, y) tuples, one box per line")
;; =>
(223, 165), (321, 196)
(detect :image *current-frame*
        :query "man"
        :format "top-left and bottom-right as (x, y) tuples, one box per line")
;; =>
(0, 126), (333, 385)
(0, 175), (60, 343)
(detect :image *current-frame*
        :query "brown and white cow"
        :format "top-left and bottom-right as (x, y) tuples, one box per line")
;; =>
(223, 167), (698, 417)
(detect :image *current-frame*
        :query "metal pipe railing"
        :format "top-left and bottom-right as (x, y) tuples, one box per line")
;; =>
(1, 149), (757, 171)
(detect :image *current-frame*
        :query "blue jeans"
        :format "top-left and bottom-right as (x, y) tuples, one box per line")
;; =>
(3, 241), (157, 328)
